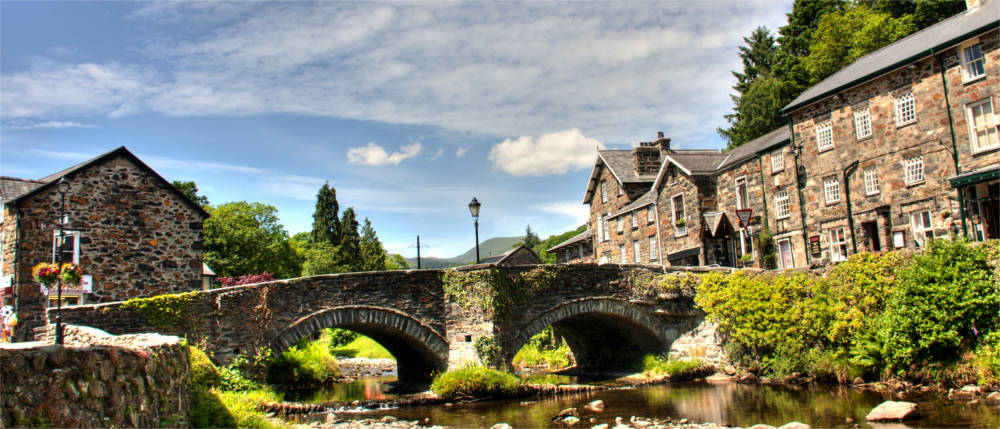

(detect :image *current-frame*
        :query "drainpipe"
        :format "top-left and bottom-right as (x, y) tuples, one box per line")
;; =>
(756, 153), (770, 227)
(843, 160), (860, 254)
(935, 49), (969, 237)
(789, 120), (811, 265)
(652, 201), (665, 268)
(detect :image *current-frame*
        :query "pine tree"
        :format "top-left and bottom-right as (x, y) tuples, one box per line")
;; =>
(359, 218), (387, 271)
(312, 182), (340, 245)
(523, 225), (541, 249)
(719, 26), (786, 148)
(732, 26), (778, 95)
(338, 207), (362, 271)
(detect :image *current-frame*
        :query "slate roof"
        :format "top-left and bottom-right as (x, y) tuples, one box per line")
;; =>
(548, 229), (593, 252)
(784, 1), (1000, 113)
(0, 177), (45, 203)
(715, 127), (791, 172)
(600, 150), (656, 183)
(664, 151), (728, 175)
(480, 245), (542, 265)
(613, 190), (655, 218)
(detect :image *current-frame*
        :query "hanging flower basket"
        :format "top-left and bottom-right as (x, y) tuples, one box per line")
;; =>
(32, 263), (60, 285)
(60, 263), (83, 286)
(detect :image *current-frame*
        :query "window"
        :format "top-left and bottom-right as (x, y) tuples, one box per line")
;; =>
(633, 240), (641, 263)
(618, 182), (622, 196)
(647, 206), (655, 224)
(967, 98), (999, 153)
(597, 214), (604, 242)
(577, 246), (584, 261)
(771, 149), (784, 173)
(961, 44), (985, 82)
(617, 216), (624, 233)
(52, 231), (81, 264)
(894, 93), (916, 126)
(602, 215), (610, 241)
(619, 244), (627, 264)
(910, 210), (934, 247)
(824, 177), (841, 204)
(671, 193), (686, 236)
(777, 238), (794, 269)
(863, 168), (880, 196)
(600, 181), (607, 203)
(649, 236), (658, 261)
(600, 252), (610, 264)
(903, 154), (924, 185)
(631, 211), (638, 229)
(735, 177), (749, 209)
(854, 108), (872, 139)
(829, 227), (848, 262)
(775, 190), (790, 219)
(816, 121), (834, 151)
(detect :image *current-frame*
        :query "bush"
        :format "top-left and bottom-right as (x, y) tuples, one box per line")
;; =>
(188, 345), (286, 428)
(188, 346), (220, 387)
(430, 366), (523, 399)
(327, 328), (359, 348)
(268, 331), (341, 386)
(641, 355), (704, 377)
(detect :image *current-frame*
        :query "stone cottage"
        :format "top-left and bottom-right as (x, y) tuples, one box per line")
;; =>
(0, 147), (209, 340)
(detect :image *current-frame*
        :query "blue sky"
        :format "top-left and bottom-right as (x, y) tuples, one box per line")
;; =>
(1, 1), (790, 258)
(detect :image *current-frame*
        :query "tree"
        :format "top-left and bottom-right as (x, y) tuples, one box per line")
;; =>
(385, 254), (409, 270)
(203, 201), (302, 278)
(774, 0), (846, 94)
(719, 26), (788, 148)
(532, 225), (588, 264)
(301, 241), (348, 276)
(862, 0), (965, 30)
(312, 182), (341, 245)
(803, 4), (916, 85)
(359, 218), (387, 271)
(337, 207), (362, 271)
(732, 26), (778, 95)
(522, 225), (541, 249)
(171, 180), (209, 207)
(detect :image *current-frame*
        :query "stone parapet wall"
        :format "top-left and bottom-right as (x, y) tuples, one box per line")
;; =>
(0, 325), (190, 428)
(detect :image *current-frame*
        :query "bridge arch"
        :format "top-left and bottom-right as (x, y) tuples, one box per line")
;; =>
(271, 306), (448, 382)
(511, 298), (678, 371)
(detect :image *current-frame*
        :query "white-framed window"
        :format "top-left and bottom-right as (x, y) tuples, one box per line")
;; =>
(829, 227), (848, 262)
(671, 193), (687, 236)
(735, 177), (749, 209)
(647, 206), (655, 224)
(894, 92), (916, 126)
(602, 214), (610, 241)
(961, 43), (985, 82)
(649, 236), (658, 261)
(816, 121), (834, 151)
(774, 190), (790, 219)
(597, 214), (604, 242)
(577, 246), (584, 261)
(777, 238), (794, 269)
(52, 230), (81, 264)
(854, 108), (872, 139)
(631, 211), (638, 229)
(910, 210), (934, 247)
(771, 149), (784, 173)
(903, 154), (924, 185)
(616, 216), (624, 233)
(967, 98), (999, 153)
(600, 181), (607, 203)
(863, 168), (880, 196)
(619, 244), (627, 264)
(633, 240), (641, 263)
(824, 177), (841, 204)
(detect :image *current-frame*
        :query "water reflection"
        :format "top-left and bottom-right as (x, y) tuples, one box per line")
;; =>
(283, 375), (400, 403)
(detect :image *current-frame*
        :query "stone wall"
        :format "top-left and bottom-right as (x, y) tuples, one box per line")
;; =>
(0, 325), (189, 428)
(591, 164), (638, 262)
(655, 173), (711, 265)
(4, 151), (206, 341)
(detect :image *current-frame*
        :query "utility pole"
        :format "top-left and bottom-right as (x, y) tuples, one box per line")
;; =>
(417, 235), (422, 269)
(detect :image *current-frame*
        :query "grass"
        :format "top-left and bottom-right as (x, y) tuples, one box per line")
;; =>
(268, 330), (342, 385)
(642, 354), (704, 377)
(513, 341), (573, 370)
(430, 365), (524, 399)
(188, 345), (290, 428)
(331, 335), (395, 359)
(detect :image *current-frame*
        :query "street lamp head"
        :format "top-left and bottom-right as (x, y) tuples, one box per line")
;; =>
(468, 197), (481, 218)
(57, 177), (70, 195)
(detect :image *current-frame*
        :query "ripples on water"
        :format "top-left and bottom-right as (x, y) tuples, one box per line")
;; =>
(284, 376), (1000, 428)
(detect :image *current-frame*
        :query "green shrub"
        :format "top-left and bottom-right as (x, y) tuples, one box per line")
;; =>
(474, 336), (501, 367)
(430, 366), (523, 399)
(331, 334), (394, 359)
(972, 331), (1000, 386)
(188, 346), (220, 388)
(267, 331), (341, 386)
(641, 355), (703, 377)
(513, 342), (573, 369)
(327, 328), (359, 348)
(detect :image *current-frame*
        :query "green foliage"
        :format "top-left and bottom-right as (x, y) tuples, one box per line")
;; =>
(514, 328), (573, 369)
(429, 366), (523, 399)
(522, 225), (541, 249)
(267, 330), (341, 386)
(442, 266), (565, 315)
(189, 384), (236, 428)
(331, 334), (394, 359)
(337, 207), (363, 271)
(641, 355), (704, 377)
(972, 331), (1000, 386)
(533, 225), (587, 264)
(188, 346), (220, 387)
(359, 218), (387, 271)
(203, 201), (302, 278)
(171, 180), (210, 207)
(188, 346), (287, 429)
(122, 292), (197, 332)
(474, 336), (501, 367)
(214, 389), (287, 429)
(877, 238), (999, 376)
(327, 328), (359, 348)
(759, 227), (777, 269)
(299, 240), (349, 276)
(803, 4), (916, 85)
(311, 182), (341, 245)
(385, 253), (410, 270)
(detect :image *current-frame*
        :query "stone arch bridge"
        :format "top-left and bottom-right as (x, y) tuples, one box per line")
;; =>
(53, 264), (724, 382)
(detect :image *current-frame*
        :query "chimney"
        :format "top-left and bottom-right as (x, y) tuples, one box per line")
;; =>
(633, 132), (665, 176)
(655, 131), (671, 156)
(966, 0), (982, 10)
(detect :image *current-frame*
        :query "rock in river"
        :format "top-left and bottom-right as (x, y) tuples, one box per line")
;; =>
(865, 401), (919, 421)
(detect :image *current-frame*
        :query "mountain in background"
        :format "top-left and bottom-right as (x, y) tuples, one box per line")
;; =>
(405, 236), (525, 268)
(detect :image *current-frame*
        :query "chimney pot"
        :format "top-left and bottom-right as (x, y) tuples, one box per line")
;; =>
(657, 131), (664, 139)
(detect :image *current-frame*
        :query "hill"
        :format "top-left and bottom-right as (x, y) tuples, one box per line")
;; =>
(405, 236), (525, 268)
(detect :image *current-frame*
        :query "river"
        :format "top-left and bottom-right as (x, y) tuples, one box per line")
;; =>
(280, 375), (1000, 428)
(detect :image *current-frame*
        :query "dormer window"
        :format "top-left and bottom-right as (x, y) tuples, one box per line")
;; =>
(961, 43), (985, 82)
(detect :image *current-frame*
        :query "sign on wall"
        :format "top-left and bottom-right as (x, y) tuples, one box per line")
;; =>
(40, 275), (93, 296)
(809, 236), (822, 257)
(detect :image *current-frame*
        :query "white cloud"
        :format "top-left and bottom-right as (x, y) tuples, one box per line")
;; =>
(455, 147), (468, 158)
(489, 129), (604, 176)
(429, 147), (444, 161)
(346, 142), (423, 166)
(5, 121), (98, 130)
(532, 201), (590, 226)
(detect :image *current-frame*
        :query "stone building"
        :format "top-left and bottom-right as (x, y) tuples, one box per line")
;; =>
(553, 0), (997, 269)
(0, 147), (208, 340)
(546, 229), (594, 264)
(480, 245), (543, 265)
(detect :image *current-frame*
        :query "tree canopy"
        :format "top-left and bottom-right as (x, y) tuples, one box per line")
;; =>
(203, 201), (302, 278)
(171, 180), (210, 207)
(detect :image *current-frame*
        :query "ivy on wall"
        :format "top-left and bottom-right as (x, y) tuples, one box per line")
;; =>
(441, 266), (566, 316)
(121, 291), (199, 333)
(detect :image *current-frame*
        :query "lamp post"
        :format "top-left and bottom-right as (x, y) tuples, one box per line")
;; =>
(55, 178), (70, 345)
(468, 197), (481, 264)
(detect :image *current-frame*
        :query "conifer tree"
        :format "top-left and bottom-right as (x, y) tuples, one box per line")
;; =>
(312, 182), (340, 245)
(359, 218), (387, 271)
(338, 207), (362, 271)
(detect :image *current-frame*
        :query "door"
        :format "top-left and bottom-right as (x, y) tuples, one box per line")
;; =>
(861, 221), (881, 252)
(778, 239), (794, 269)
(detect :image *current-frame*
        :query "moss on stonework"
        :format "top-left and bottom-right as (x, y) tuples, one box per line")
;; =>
(629, 271), (702, 298)
(442, 266), (566, 315)
(121, 291), (198, 332)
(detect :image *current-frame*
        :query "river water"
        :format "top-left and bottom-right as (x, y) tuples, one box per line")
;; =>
(282, 376), (1000, 428)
